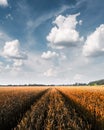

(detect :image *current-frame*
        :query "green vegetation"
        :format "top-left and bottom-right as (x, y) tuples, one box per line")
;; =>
(88, 79), (104, 85)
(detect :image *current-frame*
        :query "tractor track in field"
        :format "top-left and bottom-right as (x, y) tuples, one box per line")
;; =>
(57, 89), (103, 130)
(0, 88), (50, 130)
(14, 88), (51, 130)
(14, 88), (100, 130)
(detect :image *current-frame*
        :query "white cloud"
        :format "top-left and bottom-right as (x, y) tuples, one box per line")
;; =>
(26, 5), (71, 31)
(60, 52), (67, 60)
(74, 74), (83, 81)
(25, 5), (72, 48)
(43, 68), (57, 77)
(47, 13), (83, 49)
(83, 24), (104, 57)
(0, 0), (8, 6)
(41, 51), (59, 60)
(0, 39), (27, 71)
(0, 62), (3, 72)
(5, 64), (11, 70)
(79, 20), (83, 25)
(5, 14), (13, 20)
(2, 39), (27, 60)
(12, 60), (23, 71)
(13, 60), (23, 67)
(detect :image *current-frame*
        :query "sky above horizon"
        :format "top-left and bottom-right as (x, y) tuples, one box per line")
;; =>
(0, 0), (104, 85)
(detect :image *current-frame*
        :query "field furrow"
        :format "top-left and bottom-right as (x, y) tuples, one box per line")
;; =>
(14, 89), (51, 130)
(0, 87), (103, 130)
(0, 87), (49, 130)
(58, 87), (104, 130)
(14, 88), (93, 130)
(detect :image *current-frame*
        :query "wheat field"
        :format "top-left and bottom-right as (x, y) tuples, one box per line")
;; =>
(0, 86), (104, 130)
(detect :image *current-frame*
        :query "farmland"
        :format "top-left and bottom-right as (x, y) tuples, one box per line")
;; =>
(0, 86), (104, 130)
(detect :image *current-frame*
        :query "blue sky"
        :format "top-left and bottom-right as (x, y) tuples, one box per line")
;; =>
(0, 0), (104, 85)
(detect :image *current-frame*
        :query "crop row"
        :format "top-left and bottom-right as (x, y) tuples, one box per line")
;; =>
(14, 88), (92, 130)
(14, 88), (51, 130)
(0, 86), (103, 130)
(0, 87), (49, 130)
(58, 86), (104, 130)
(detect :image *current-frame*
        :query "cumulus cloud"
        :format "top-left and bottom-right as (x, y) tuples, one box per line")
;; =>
(2, 39), (27, 60)
(0, 0), (8, 6)
(83, 24), (104, 57)
(0, 39), (27, 71)
(47, 13), (83, 49)
(13, 60), (23, 67)
(43, 68), (57, 77)
(11, 59), (24, 71)
(41, 51), (59, 60)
